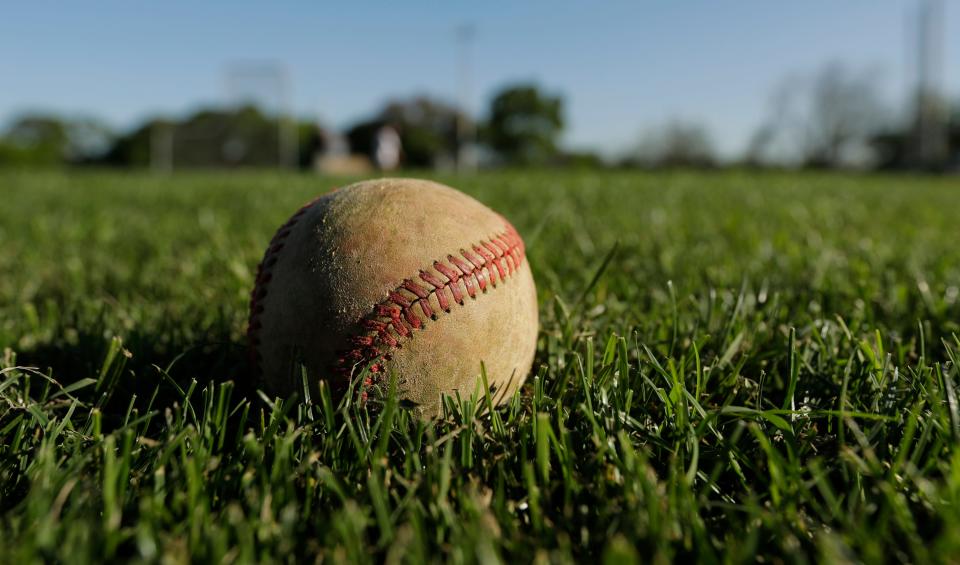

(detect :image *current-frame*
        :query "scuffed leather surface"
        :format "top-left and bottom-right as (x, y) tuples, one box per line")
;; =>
(254, 178), (539, 416)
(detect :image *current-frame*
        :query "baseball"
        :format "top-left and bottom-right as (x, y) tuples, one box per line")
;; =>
(247, 178), (539, 416)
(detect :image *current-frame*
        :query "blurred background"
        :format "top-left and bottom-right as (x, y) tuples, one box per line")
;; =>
(1, 0), (958, 174)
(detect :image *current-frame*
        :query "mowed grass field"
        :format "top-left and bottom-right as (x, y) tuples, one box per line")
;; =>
(2, 169), (960, 563)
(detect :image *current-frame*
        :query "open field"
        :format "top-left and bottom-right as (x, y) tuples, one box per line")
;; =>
(2, 169), (960, 562)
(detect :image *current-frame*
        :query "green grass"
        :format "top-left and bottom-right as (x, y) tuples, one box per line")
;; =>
(2, 169), (960, 563)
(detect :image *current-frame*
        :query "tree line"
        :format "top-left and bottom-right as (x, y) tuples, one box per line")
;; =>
(1, 70), (958, 171)
(0, 83), (567, 171)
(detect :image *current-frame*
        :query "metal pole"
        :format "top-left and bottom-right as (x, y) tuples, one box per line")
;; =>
(150, 121), (173, 173)
(456, 24), (476, 172)
(915, 0), (947, 168)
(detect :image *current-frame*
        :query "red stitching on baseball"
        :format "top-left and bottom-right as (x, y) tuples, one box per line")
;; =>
(434, 261), (459, 283)
(248, 199), (527, 404)
(419, 270), (445, 289)
(334, 222), (526, 393)
(418, 297), (435, 319)
(388, 291), (412, 308)
(402, 279), (430, 298)
(447, 254), (473, 276)
(448, 279), (465, 305)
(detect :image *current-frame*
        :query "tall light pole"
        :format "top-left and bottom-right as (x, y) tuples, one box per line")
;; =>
(150, 121), (173, 173)
(456, 24), (476, 172)
(913, 0), (947, 169)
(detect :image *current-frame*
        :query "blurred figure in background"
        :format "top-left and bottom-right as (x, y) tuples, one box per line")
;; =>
(373, 123), (401, 171)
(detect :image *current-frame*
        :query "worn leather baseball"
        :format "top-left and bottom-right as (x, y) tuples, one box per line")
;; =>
(248, 178), (538, 416)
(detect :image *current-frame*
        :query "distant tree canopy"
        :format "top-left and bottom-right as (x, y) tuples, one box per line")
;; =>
(628, 121), (716, 169)
(746, 63), (885, 169)
(97, 119), (166, 168)
(554, 150), (606, 169)
(870, 100), (960, 171)
(746, 62), (960, 171)
(803, 65), (885, 168)
(100, 106), (322, 169)
(4, 77), (957, 173)
(347, 96), (466, 168)
(484, 84), (564, 166)
(0, 114), (112, 166)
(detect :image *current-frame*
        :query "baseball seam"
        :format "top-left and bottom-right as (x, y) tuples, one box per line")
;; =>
(247, 198), (526, 400)
(247, 196), (322, 374)
(336, 222), (526, 398)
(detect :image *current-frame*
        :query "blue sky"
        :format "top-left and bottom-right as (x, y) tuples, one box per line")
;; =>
(2, 1), (957, 158)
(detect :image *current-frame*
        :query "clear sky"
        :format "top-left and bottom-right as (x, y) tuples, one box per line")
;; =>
(2, 1), (957, 158)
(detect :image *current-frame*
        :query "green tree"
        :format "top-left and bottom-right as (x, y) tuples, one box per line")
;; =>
(346, 96), (467, 168)
(98, 119), (168, 167)
(0, 114), (112, 167)
(746, 63), (884, 168)
(628, 120), (716, 169)
(870, 99), (960, 171)
(99, 106), (324, 169)
(485, 84), (564, 166)
(171, 106), (285, 168)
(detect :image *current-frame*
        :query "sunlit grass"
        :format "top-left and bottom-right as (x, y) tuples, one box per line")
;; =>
(1, 169), (959, 562)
